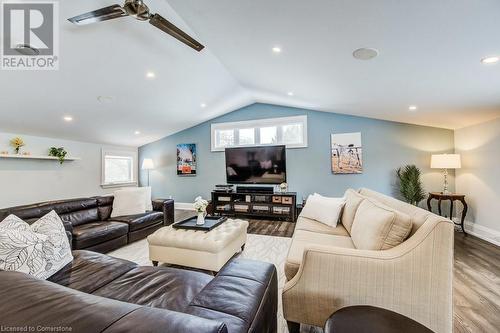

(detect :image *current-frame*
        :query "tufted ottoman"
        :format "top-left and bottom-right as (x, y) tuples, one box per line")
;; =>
(147, 219), (248, 272)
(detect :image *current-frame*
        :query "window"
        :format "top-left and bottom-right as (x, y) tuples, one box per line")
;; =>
(260, 126), (277, 144)
(283, 123), (303, 144)
(215, 129), (235, 148)
(211, 115), (307, 151)
(101, 149), (138, 187)
(238, 128), (255, 145)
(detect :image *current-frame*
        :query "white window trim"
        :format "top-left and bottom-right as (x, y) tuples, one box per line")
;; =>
(101, 148), (138, 188)
(211, 115), (308, 151)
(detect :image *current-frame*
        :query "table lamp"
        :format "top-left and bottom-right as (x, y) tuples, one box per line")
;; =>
(141, 158), (155, 187)
(430, 154), (461, 194)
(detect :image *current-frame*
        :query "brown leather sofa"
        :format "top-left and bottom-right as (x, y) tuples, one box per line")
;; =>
(0, 195), (174, 253)
(0, 250), (278, 333)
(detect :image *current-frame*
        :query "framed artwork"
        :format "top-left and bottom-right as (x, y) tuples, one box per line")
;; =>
(177, 143), (197, 176)
(331, 132), (363, 174)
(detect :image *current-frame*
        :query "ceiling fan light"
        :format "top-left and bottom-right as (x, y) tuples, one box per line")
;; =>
(353, 48), (379, 60)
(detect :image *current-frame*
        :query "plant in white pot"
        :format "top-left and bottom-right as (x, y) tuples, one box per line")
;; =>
(193, 196), (209, 225)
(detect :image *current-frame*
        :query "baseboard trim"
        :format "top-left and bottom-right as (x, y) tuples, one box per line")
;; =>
(464, 221), (500, 247)
(175, 202), (195, 210)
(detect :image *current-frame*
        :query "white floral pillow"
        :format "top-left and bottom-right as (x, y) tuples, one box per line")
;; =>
(0, 210), (73, 279)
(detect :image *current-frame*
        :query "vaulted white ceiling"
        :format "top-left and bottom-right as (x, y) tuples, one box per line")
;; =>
(1, 0), (499, 146)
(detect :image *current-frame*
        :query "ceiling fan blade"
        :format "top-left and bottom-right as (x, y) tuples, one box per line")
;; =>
(68, 5), (127, 25)
(149, 14), (205, 52)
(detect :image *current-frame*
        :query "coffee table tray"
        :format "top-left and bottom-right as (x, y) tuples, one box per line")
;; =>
(173, 216), (227, 231)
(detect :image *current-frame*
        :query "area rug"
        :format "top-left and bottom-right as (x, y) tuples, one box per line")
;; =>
(109, 233), (306, 333)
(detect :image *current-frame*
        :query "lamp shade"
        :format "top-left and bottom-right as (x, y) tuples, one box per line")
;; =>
(431, 154), (461, 169)
(141, 158), (155, 170)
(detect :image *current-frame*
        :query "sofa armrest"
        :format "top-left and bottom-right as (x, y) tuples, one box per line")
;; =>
(152, 198), (175, 226)
(186, 258), (278, 333)
(282, 219), (453, 333)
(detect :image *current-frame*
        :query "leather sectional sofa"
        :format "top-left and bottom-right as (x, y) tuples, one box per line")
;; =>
(0, 195), (174, 253)
(0, 250), (278, 333)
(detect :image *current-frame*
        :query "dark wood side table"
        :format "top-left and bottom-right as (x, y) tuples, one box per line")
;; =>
(324, 306), (433, 333)
(427, 192), (468, 234)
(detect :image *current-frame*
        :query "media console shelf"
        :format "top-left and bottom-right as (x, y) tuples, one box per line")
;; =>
(211, 190), (297, 222)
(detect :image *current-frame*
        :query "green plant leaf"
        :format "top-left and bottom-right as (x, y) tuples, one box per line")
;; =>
(396, 164), (426, 206)
(48, 147), (68, 164)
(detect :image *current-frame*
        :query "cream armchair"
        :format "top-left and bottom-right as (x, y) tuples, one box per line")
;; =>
(282, 189), (454, 333)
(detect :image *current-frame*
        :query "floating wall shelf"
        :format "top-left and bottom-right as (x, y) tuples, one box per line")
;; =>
(0, 155), (81, 161)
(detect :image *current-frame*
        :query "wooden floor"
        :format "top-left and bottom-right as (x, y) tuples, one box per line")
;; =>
(453, 232), (500, 333)
(174, 210), (500, 332)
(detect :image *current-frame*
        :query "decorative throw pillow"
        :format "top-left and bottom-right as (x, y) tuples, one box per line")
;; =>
(350, 199), (412, 250)
(341, 189), (366, 234)
(111, 188), (147, 217)
(300, 193), (346, 228)
(0, 211), (73, 279)
(0, 214), (29, 230)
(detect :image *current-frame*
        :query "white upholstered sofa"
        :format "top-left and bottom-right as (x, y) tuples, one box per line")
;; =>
(283, 188), (454, 333)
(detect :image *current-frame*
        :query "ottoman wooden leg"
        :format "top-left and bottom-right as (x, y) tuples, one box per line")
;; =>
(152, 261), (159, 267)
(241, 243), (246, 251)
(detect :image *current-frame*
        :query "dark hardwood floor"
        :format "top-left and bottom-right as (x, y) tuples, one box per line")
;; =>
(246, 218), (295, 237)
(453, 232), (500, 333)
(174, 210), (500, 332)
(174, 209), (197, 222)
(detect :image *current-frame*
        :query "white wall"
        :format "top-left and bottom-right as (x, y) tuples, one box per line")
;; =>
(455, 117), (500, 245)
(0, 132), (137, 208)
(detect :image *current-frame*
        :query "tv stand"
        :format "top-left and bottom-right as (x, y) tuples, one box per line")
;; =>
(211, 189), (297, 222)
(236, 186), (274, 194)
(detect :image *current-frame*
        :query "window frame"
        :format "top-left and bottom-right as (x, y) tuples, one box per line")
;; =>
(210, 115), (308, 151)
(101, 148), (138, 188)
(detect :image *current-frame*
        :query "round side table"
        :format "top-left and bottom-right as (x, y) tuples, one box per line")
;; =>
(426, 192), (468, 233)
(324, 306), (434, 333)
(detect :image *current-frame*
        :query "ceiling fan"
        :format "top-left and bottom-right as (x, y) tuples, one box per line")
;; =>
(67, 0), (204, 52)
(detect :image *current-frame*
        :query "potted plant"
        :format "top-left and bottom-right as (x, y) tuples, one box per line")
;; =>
(396, 165), (426, 206)
(10, 137), (25, 154)
(48, 147), (68, 164)
(193, 196), (209, 225)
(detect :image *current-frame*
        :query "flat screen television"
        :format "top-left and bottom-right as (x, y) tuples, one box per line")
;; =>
(225, 145), (287, 184)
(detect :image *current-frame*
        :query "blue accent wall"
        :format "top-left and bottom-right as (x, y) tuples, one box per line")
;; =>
(139, 103), (455, 204)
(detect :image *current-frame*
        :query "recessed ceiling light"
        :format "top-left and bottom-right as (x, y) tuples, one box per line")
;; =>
(272, 46), (281, 53)
(97, 96), (114, 103)
(134, 131), (141, 135)
(200, 103), (207, 108)
(287, 92), (294, 96)
(146, 71), (156, 79)
(63, 116), (73, 122)
(353, 48), (379, 60)
(481, 56), (499, 64)
(408, 105), (418, 111)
